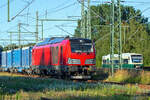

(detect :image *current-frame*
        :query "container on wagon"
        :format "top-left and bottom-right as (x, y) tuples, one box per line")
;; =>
(22, 47), (32, 69)
(1, 51), (7, 71)
(6, 50), (13, 70)
(12, 48), (22, 71)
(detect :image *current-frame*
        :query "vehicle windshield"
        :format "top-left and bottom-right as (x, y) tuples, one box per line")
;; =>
(114, 60), (119, 64)
(131, 55), (143, 63)
(70, 39), (93, 53)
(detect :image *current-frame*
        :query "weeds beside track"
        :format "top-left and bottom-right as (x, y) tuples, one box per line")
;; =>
(0, 72), (150, 100)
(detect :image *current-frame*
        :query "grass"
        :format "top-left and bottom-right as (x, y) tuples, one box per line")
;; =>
(106, 70), (131, 83)
(105, 69), (150, 85)
(0, 72), (26, 77)
(140, 71), (150, 84)
(0, 72), (149, 100)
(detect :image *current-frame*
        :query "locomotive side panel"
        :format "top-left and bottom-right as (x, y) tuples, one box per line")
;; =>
(32, 47), (44, 66)
(51, 46), (58, 65)
(32, 48), (37, 66)
(62, 40), (71, 66)
(43, 46), (51, 66)
(39, 47), (44, 66)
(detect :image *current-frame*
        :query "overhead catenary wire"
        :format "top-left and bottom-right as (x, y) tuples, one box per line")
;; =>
(122, 1), (150, 4)
(95, 0), (150, 43)
(27, 1), (78, 28)
(127, 27), (140, 40)
(2, 0), (78, 45)
(77, 0), (107, 22)
(125, 5), (150, 22)
(21, 26), (36, 34)
(95, 33), (110, 43)
(123, 6), (150, 41)
(43, 26), (55, 32)
(11, 0), (35, 21)
(0, 1), (79, 43)
(55, 25), (73, 36)
(21, 0), (30, 4)
(33, 2), (77, 21)
(39, 0), (71, 17)
(91, 0), (150, 4)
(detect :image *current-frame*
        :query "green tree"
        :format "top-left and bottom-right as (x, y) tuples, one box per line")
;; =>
(74, 4), (150, 66)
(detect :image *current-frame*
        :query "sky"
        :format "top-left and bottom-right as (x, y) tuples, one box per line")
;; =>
(0, 0), (150, 46)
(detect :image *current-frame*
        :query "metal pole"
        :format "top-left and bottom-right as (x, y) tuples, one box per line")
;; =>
(87, 0), (91, 39)
(81, 0), (85, 38)
(111, 0), (115, 76)
(9, 32), (12, 44)
(9, 32), (12, 49)
(124, 27), (126, 45)
(45, 10), (47, 19)
(36, 11), (39, 42)
(117, 0), (122, 69)
(40, 19), (78, 21)
(18, 23), (21, 47)
(41, 21), (44, 40)
(8, 0), (10, 22)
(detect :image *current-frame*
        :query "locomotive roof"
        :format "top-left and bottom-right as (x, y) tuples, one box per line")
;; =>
(36, 37), (92, 46)
(36, 37), (65, 46)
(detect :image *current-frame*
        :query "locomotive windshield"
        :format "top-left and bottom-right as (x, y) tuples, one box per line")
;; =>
(131, 55), (143, 63)
(70, 39), (93, 53)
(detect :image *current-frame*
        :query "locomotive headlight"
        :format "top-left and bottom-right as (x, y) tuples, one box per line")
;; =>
(68, 58), (72, 64)
(68, 58), (81, 64)
(85, 59), (96, 64)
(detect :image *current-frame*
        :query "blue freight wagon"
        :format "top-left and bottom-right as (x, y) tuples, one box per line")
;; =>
(22, 47), (32, 70)
(12, 48), (22, 71)
(1, 51), (7, 71)
(6, 50), (13, 70)
(1, 47), (33, 73)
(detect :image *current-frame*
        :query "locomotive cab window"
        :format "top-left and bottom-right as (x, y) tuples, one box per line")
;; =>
(70, 39), (93, 53)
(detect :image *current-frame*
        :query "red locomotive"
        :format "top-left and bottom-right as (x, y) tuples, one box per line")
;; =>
(32, 37), (96, 79)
